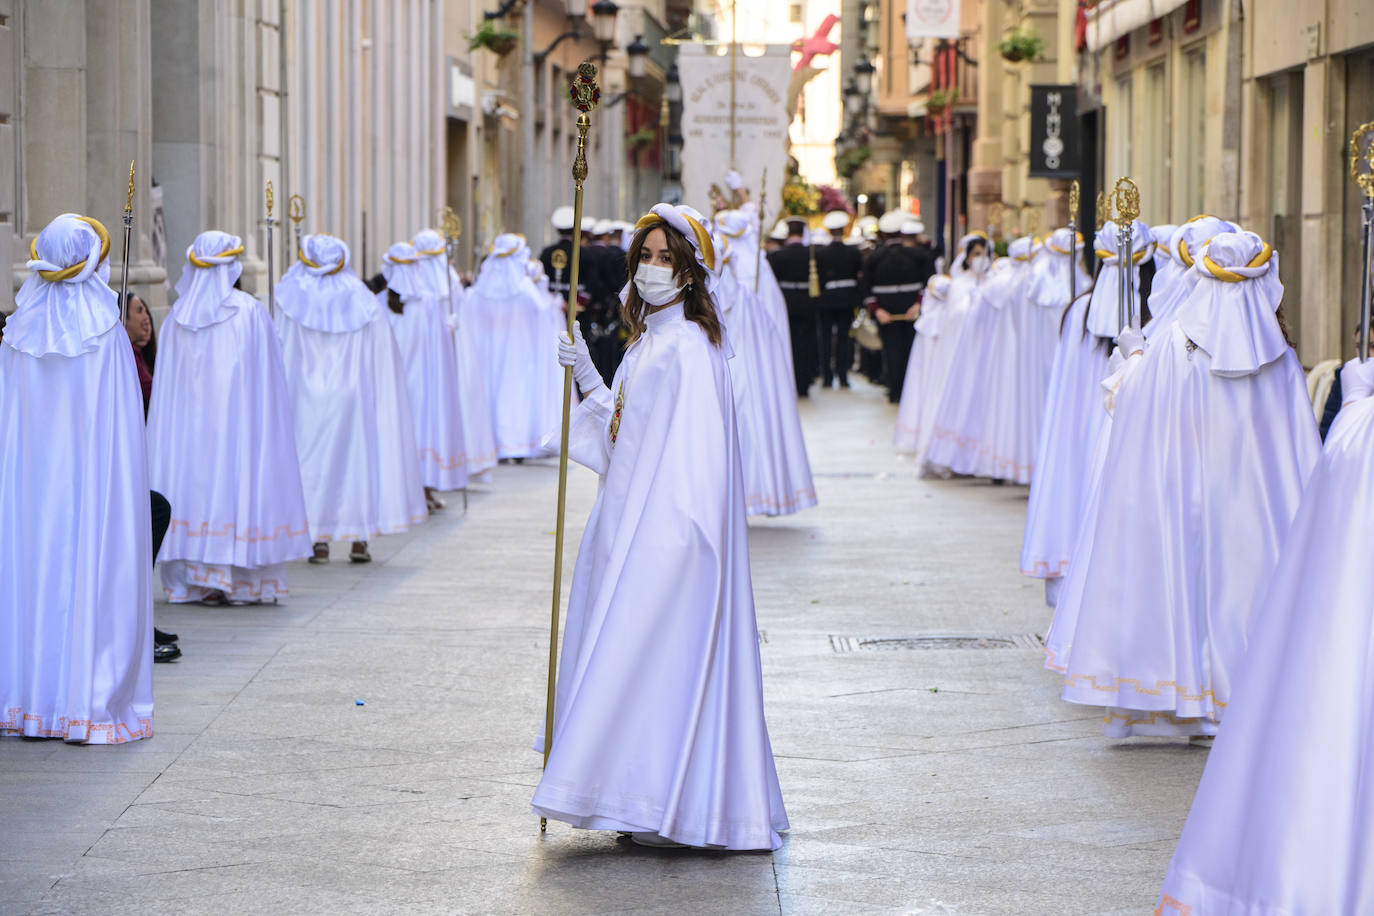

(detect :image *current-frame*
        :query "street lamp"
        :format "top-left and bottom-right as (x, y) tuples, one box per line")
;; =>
(591, 0), (620, 48)
(626, 34), (649, 79)
(665, 62), (682, 105)
(854, 58), (875, 96)
(566, 0), (588, 16)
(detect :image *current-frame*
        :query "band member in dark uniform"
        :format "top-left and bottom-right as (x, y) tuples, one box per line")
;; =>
(766, 218), (820, 398)
(815, 210), (862, 389)
(862, 211), (929, 403)
(540, 207), (618, 386)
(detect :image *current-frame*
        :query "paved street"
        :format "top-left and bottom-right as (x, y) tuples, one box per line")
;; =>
(1, 378), (1206, 915)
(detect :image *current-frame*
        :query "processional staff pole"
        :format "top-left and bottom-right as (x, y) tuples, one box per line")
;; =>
(1067, 179), (1079, 304)
(1112, 176), (1141, 334)
(1349, 122), (1374, 362)
(265, 182), (277, 318)
(118, 161), (135, 324)
(542, 61), (601, 835)
(288, 194), (306, 257)
(437, 205), (463, 311)
(754, 168), (767, 295)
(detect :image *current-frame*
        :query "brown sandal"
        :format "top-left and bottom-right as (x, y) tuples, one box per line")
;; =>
(350, 541), (371, 563)
(309, 542), (330, 564)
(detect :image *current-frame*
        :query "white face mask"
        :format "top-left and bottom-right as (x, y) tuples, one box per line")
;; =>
(634, 262), (685, 306)
(969, 253), (990, 274)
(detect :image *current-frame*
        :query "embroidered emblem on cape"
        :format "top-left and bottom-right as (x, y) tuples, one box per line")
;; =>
(609, 382), (625, 446)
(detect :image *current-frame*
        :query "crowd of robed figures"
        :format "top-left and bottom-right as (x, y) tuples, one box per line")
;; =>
(890, 208), (1374, 911)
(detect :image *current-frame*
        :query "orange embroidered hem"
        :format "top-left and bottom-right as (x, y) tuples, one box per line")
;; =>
(168, 518), (310, 543)
(1020, 559), (1068, 578)
(2, 709), (154, 745)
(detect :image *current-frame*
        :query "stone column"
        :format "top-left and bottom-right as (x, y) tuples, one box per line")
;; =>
(1297, 56), (1343, 365)
(967, 0), (1004, 234)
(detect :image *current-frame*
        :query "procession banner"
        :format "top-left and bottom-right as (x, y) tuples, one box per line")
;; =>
(679, 43), (791, 218)
(1028, 84), (1080, 178)
(905, 0), (962, 41)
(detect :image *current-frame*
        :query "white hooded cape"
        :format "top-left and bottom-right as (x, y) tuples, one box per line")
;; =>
(531, 303), (788, 850)
(148, 281), (312, 602)
(274, 238), (427, 542)
(1, 214), (154, 743)
(894, 276), (949, 455)
(1157, 390), (1374, 913)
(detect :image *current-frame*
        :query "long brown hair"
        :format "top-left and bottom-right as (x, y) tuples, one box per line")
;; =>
(621, 219), (723, 347)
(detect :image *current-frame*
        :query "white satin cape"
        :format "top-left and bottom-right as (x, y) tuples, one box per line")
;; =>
(893, 292), (942, 454)
(148, 289), (312, 602)
(465, 259), (562, 459)
(438, 269), (499, 477)
(1044, 322), (1319, 735)
(384, 292), (470, 491)
(1, 325), (154, 744)
(275, 302), (428, 542)
(716, 261), (817, 516)
(1157, 394), (1374, 914)
(531, 303), (789, 850)
(1019, 292), (1109, 585)
(916, 270), (981, 474)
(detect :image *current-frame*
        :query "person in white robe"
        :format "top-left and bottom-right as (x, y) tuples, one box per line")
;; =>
(894, 274), (951, 454)
(532, 204), (788, 850)
(465, 233), (563, 460)
(720, 204), (795, 372)
(713, 208), (816, 516)
(1155, 356), (1374, 913)
(276, 234), (427, 563)
(918, 233), (989, 475)
(1045, 231), (1320, 738)
(380, 241), (469, 506)
(1, 212), (154, 744)
(925, 238), (1037, 482)
(1141, 216), (1239, 340)
(1020, 221), (1147, 604)
(412, 228), (499, 478)
(147, 231), (312, 604)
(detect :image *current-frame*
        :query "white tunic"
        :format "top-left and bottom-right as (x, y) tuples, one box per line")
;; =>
(716, 258), (817, 516)
(916, 268), (981, 473)
(275, 263), (427, 542)
(1158, 390), (1374, 913)
(148, 288), (312, 602)
(532, 303), (789, 850)
(384, 291), (470, 491)
(1, 232), (154, 744)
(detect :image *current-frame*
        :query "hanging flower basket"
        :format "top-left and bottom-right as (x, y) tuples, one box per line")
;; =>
(627, 127), (657, 149)
(469, 20), (519, 56)
(836, 145), (872, 179)
(999, 28), (1044, 63)
(926, 88), (956, 115)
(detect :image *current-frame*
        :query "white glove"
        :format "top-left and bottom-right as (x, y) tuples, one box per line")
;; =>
(558, 322), (605, 394)
(1340, 357), (1374, 405)
(1116, 327), (1145, 359)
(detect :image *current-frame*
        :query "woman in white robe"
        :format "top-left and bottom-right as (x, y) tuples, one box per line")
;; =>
(1, 213), (154, 744)
(412, 229), (498, 478)
(1142, 216), (1239, 340)
(147, 231), (311, 603)
(275, 234), (427, 563)
(532, 204), (788, 851)
(1045, 231), (1320, 738)
(1156, 357), (1374, 913)
(1020, 221), (1148, 604)
(465, 234), (562, 460)
(919, 233), (990, 476)
(381, 241), (469, 504)
(894, 275), (951, 453)
(713, 209), (816, 516)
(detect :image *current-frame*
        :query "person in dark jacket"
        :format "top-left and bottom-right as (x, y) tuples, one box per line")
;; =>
(766, 219), (820, 397)
(862, 212), (928, 402)
(815, 210), (862, 389)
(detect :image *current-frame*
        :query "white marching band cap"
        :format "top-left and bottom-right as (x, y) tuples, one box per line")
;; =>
(844, 230), (865, 247)
(877, 211), (906, 235)
(580, 216), (596, 232)
(769, 221), (790, 241)
(812, 228), (833, 244)
(900, 219), (924, 236)
(593, 219), (615, 236)
(822, 210), (850, 231)
(551, 205), (576, 231)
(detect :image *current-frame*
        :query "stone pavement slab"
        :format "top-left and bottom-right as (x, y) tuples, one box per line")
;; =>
(1, 379), (1204, 915)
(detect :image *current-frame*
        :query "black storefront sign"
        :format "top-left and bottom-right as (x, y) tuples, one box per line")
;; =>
(1028, 85), (1080, 178)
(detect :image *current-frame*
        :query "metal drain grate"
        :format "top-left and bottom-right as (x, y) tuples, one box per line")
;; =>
(829, 633), (1044, 653)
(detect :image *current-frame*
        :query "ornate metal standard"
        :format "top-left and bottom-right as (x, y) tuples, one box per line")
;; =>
(118, 161), (135, 324)
(754, 168), (767, 295)
(543, 61), (600, 835)
(1112, 176), (1141, 334)
(1349, 121), (1374, 361)
(264, 182), (276, 318)
(436, 205), (463, 311)
(288, 194), (306, 255)
(1068, 179), (1080, 304)
(1095, 190), (1109, 231)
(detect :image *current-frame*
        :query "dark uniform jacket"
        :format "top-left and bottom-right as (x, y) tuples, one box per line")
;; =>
(861, 242), (927, 316)
(766, 242), (818, 315)
(538, 237), (585, 303)
(815, 241), (863, 312)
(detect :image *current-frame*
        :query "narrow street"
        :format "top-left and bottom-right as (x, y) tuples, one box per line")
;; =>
(2, 379), (1205, 915)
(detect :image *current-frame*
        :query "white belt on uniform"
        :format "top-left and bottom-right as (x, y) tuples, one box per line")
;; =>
(777, 281), (811, 290)
(823, 279), (857, 290)
(871, 282), (922, 294)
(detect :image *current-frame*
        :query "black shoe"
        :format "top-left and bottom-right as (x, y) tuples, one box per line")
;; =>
(838, 378), (850, 388)
(154, 642), (182, 663)
(154, 627), (178, 646)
